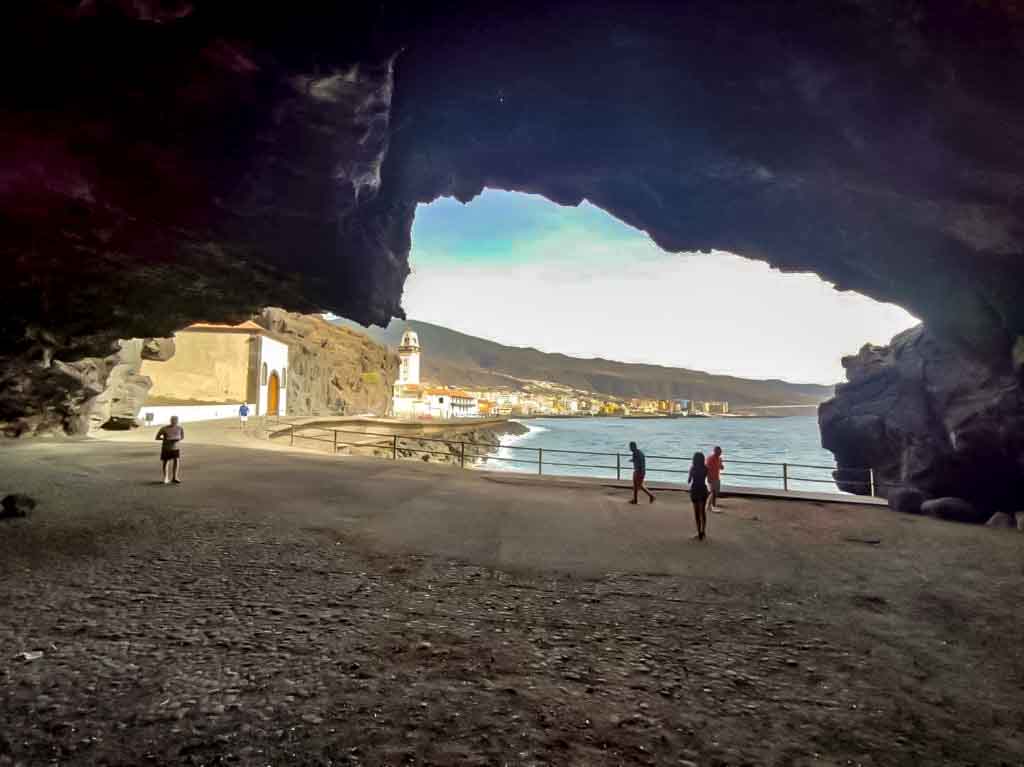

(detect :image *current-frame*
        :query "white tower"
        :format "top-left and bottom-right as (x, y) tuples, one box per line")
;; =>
(397, 329), (421, 386)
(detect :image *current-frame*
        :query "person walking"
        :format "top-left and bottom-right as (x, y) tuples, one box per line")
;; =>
(706, 445), (724, 511)
(156, 415), (184, 484)
(238, 402), (250, 428)
(688, 451), (709, 539)
(628, 441), (655, 504)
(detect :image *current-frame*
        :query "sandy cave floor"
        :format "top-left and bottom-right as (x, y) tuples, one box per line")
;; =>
(1, 433), (1023, 766)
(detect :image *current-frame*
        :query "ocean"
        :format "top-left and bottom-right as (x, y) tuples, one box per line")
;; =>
(485, 415), (845, 493)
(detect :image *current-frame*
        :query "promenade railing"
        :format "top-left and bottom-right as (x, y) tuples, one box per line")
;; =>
(275, 423), (885, 496)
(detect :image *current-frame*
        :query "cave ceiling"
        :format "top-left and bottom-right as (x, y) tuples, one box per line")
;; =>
(4, 0), (1023, 362)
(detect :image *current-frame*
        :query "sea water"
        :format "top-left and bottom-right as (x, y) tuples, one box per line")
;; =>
(486, 415), (844, 493)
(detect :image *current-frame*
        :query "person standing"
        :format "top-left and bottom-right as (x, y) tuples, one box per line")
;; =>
(706, 445), (724, 511)
(688, 451), (709, 539)
(156, 415), (184, 484)
(238, 402), (250, 428)
(628, 441), (655, 504)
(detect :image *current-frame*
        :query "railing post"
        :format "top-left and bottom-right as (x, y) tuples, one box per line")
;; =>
(538, 448), (543, 476)
(782, 462), (788, 491)
(333, 430), (337, 454)
(616, 453), (621, 481)
(869, 468), (876, 496)
(392, 434), (398, 460)
(290, 424), (294, 446)
(460, 441), (466, 469)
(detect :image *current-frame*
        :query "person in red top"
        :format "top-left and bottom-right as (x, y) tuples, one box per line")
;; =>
(706, 445), (724, 511)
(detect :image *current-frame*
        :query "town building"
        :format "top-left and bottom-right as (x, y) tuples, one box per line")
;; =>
(424, 389), (478, 419)
(392, 330), (426, 418)
(391, 330), (479, 419)
(138, 321), (288, 424)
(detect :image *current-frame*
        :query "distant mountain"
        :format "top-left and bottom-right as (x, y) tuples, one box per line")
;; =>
(331, 318), (834, 408)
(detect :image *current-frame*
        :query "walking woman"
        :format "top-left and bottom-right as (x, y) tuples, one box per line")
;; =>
(688, 451), (709, 540)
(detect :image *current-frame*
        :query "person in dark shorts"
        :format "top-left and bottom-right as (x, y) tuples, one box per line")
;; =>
(688, 451), (709, 539)
(706, 445), (724, 511)
(156, 415), (184, 484)
(628, 441), (655, 504)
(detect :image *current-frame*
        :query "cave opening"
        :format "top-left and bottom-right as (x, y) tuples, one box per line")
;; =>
(404, 189), (919, 387)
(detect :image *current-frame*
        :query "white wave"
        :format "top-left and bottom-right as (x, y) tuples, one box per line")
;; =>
(500, 420), (547, 447)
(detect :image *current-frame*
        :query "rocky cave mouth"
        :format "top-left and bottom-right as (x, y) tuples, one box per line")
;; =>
(403, 189), (921, 387)
(3, 1), (1023, 518)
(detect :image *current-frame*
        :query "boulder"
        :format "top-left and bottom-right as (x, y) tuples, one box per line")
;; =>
(821, 327), (1024, 517)
(920, 497), (986, 525)
(984, 512), (1016, 529)
(81, 339), (163, 433)
(1018, 514), (1024, 533)
(887, 487), (926, 515)
(1, 494), (36, 519)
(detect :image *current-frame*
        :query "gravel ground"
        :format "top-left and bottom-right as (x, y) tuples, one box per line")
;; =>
(2, 439), (1023, 766)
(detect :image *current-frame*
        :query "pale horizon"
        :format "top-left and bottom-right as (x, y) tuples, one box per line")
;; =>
(398, 190), (919, 386)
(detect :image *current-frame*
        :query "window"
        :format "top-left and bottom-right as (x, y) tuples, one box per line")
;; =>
(261, 362), (268, 385)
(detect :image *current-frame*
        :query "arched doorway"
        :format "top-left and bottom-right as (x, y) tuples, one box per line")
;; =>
(267, 371), (280, 416)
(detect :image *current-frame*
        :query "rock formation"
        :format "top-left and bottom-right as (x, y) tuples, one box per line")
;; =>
(255, 309), (398, 417)
(0, 335), (173, 437)
(820, 326), (1023, 515)
(3, 2), (1023, 508)
(358, 423), (530, 466)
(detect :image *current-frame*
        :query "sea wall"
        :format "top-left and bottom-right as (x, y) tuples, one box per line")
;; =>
(283, 419), (529, 467)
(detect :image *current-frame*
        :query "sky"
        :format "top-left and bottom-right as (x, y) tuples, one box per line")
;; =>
(401, 190), (918, 385)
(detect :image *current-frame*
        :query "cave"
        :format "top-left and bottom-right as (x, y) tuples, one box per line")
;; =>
(3, 2), (1023, 515)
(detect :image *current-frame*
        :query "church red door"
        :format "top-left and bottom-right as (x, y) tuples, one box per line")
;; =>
(267, 372), (280, 416)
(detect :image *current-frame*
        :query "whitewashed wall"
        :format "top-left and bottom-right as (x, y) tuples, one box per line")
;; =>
(139, 403), (255, 425)
(257, 335), (289, 416)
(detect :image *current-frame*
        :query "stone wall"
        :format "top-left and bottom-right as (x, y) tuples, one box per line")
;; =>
(140, 331), (252, 405)
(256, 309), (398, 417)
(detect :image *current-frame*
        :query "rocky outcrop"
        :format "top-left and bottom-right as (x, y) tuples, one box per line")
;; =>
(84, 338), (175, 431)
(3, 2), (1024, 501)
(820, 326), (1024, 516)
(256, 309), (397, 416)
(364, 422), (530, 466)
(985, 512), (1017, 529)
(0, 336), (173, 436)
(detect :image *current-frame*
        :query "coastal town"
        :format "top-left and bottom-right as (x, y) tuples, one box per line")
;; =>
(125, 317), (733, 427)
(390, 329), (730, 420)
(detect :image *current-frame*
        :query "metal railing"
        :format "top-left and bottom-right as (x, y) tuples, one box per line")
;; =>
(276, 424), (887, 496)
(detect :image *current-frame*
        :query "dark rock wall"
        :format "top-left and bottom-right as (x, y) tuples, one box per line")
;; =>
(256, 310), (398, 417)
(820, 326), (1024, 512)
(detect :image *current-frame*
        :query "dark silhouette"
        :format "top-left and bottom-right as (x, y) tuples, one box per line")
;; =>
(706, 445), (724, 511)
(156, 416), (184, 484)
(688, 451), (709, 539)
(628, 441), (655, 505)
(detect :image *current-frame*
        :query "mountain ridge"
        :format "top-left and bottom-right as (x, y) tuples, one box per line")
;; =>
(332, 317), (834, 407)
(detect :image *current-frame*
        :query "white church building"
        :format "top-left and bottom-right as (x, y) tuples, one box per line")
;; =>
(137, 321), (289, 424)
(392, 330), (477, 420)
